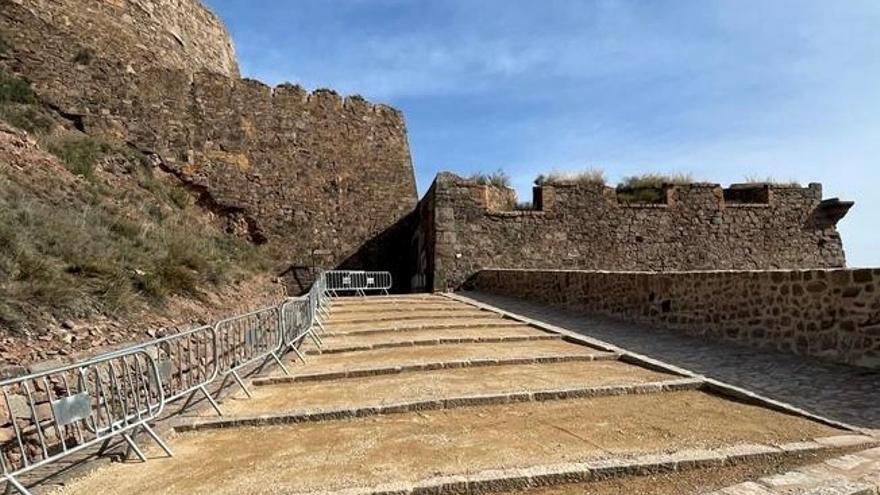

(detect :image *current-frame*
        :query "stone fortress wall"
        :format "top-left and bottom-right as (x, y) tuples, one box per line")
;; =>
(0, 0), (418, 291)
(6, 0), (239, 77)
(471, 268), (880, 368)
(415, 173), (852, 292)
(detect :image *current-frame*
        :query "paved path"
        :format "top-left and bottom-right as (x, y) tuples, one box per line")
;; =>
(47, 294), (875, 495)
(463, 291), (880, 431)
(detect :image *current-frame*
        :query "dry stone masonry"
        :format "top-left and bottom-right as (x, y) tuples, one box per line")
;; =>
(415, 173), (852, 291)
(0, 0), (418, 292)
(471, 269), (880, 368)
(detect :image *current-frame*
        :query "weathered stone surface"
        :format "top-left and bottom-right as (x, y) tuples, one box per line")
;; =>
(471, 269), (880, 368)
(415, 174), (850, 292)
(0, 0), (419, 291)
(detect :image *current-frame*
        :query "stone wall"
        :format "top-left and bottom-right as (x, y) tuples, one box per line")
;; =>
(0, 0), (418, 291)
(416, 173), (852, 291)
(3, 0), (238, 76)
(472, 269), (880, 368)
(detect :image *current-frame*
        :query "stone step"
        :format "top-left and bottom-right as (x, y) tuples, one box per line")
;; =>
(184, 378), (705, 429)
(58, 391), (867, 495)
(310, 326), (559, 354)
(277, 340), (612, 380)
(328, 295), (441, 307)
(329, 302), (472, 315)
(204, 360), (693, 420)
(323, 318), (525, 336)
(326, 309), (496, 325)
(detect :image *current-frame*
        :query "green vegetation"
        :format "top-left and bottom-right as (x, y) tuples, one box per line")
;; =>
(514, 201), (534, 211)
(468, 169), (511, 188)
(0, 69), (37, 105)
(0, 69), (54, 134)
(0, 182), (271, 330)
(0, 104), (53, 134)
(535, 168), (606, 186)
(0, 68), (271, 332)
(0, 142), (271, 332)
(616, 173), (694, 204)
(43, 135), (111, 178)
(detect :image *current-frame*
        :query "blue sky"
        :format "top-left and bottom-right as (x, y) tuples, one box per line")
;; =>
(204, 0), (879, 267)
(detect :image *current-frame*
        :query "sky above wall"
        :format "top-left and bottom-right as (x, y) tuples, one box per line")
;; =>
(204, 0), (880, 267)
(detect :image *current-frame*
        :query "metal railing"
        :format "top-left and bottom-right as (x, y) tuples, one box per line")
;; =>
(0, 269), (392, 494)
(1, 350), (172, 494)
(214, 306), (289, 398)
(325, 270), (392, 296)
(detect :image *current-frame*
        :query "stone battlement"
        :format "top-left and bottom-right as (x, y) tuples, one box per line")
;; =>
(413, 173), (852, 291)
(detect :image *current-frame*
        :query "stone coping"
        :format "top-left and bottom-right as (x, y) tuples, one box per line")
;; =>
(473, 267), (878, 276)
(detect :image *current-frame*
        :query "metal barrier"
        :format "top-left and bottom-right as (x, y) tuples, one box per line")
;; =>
(214, 306), (290, 398)
(325, 270), (392, 296)
(0, 268), (391, 493)
(280, 298), (322, 363)
(0, 350), (172, 495)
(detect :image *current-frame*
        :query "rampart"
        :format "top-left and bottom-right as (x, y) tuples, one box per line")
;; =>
(0, 0), (418, 291)
(471, 268), (880, 368)
(415, 173), (852, 291)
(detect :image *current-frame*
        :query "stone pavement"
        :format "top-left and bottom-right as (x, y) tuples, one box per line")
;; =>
(47, 294), (877, 495)
(462, 291), (880, 430)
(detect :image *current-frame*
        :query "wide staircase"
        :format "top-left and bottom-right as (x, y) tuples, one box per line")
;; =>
(51, 294), (877, 495)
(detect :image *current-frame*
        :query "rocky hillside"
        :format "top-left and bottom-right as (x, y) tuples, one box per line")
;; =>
(0, 68), (282, 368)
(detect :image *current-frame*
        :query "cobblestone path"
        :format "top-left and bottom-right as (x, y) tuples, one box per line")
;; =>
(461, 291), (880, 430)
(48, 294), (876, 495)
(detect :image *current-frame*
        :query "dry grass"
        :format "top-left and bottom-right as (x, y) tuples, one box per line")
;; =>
(616, 173), (694, 204)
(467, 170), (511, 188)
(0, 81), (272, 332)
(742, 175), (801, 187)
(535, 168), (606, 186)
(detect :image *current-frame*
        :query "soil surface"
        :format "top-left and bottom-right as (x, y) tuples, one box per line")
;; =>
(53, 391), (843, 495)
(283, 340), (611, 374)
(317, 324), (551, 350)
(220, 360), (675, 415)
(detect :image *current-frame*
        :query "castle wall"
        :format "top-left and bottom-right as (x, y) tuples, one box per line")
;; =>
(1, 0), (418, 291)
(3, 0), (238, 76)
(418, 174), (849, 291)
(472, 269), (880, 368)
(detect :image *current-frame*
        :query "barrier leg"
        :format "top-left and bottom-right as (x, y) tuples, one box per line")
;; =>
(290, 345), (308, 365)
(199, 384), (223, 416)
(270, 351), (291, 376)
(309, 329), (324, 347)
(96, 437), (113, 456)
(231, 370), (252, 398)
(142, 423), (173, 458)
(122, 434), (147, 462)
(3, 475), (31, 495)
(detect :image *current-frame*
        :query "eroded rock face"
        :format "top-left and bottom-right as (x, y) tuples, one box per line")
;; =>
(0, 0), (419, 289)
